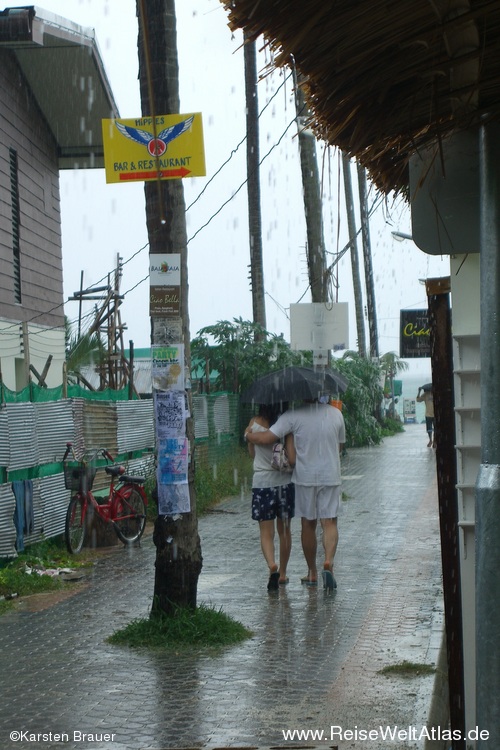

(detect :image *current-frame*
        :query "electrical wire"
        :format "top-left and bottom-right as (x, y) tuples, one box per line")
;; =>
(185, 70), (293, 213)
(187, 110), (301, 245)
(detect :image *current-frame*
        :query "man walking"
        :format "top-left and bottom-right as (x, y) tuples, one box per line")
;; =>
(416, 385), (435, 448)
(245, 399), (345, 590)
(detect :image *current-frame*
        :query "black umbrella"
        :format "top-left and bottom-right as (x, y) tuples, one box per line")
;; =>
(240, 365), (348, 405)
(421, 382), (433, 392)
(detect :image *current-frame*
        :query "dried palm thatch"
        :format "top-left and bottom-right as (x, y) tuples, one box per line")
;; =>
(221, 0), (500, 195)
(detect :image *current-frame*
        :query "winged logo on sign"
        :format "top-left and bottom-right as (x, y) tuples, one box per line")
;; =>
(114, 115), (194, 157)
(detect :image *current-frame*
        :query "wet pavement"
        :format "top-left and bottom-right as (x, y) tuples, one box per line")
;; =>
(0, 425), (444, 750)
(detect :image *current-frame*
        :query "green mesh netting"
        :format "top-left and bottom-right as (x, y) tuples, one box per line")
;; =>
(1, 383), (137, 403)
(32, 385), (64, 402)
(2, 385), (31, 403)
(66, 385), (134, 400)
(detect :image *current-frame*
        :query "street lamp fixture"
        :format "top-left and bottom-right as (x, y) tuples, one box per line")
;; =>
(391, 231), (413, 242)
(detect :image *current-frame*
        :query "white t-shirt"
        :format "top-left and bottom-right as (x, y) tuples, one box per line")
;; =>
(270, 403), (345, 486)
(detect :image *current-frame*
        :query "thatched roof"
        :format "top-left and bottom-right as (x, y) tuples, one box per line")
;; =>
(221, 0), (500, 195)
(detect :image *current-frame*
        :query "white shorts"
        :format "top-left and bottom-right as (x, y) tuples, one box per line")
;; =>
(294, 484), (342, 520)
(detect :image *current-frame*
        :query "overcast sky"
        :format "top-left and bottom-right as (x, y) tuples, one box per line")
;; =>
(29, 0), (449, 379)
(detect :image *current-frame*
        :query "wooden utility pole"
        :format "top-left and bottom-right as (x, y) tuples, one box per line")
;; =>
(427, 276), (465, 750)
(244, 33), (266, 335)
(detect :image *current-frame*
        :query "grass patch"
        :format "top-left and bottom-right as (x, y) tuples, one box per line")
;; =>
(0, 537), (93, 601)
(378, 660), (435, 677)
(0, 564), (64, 599)
(0, 597), (16, 615)
(0, 537), (77, 572)
(195, 447), (253, 515)
(107, 603), (253, 650)
(144, 475), (158, 523)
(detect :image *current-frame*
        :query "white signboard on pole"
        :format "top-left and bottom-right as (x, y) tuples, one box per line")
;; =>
(290, 303), (349, 352)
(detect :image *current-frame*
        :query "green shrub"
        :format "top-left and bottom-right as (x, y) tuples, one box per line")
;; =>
(335, 354), (384, 447)
(380, 417), (405, 437)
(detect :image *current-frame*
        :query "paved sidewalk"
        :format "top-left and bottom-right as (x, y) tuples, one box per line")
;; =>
(0, 424), (444, 750)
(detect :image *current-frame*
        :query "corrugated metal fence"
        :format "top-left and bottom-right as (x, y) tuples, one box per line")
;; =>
(192, 392), (240, 466)
(0, 398), (155, 557)
(0, 392), (240, 557)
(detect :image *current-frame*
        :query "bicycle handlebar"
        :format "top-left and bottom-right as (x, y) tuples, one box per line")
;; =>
(63, 444), (115, 464)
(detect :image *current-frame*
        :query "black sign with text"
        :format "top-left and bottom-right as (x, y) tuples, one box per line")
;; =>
(400, 309), (430, 358)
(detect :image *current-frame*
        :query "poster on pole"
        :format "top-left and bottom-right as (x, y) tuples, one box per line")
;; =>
(153, 390), (187, 438)
(157, 437), (188, 485)
(152, 344), (185, 390)
(150, 287), (180, 317)
(157, 483), (191, 515)
(150, 254), (181, 317)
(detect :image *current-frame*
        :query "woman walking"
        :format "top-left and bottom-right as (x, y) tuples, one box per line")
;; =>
(244, 404), (295, 591)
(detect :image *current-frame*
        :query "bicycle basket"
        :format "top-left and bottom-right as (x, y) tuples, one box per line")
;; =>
(63, 463), (97, 491)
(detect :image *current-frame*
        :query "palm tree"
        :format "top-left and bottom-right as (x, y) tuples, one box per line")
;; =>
(357, 163), (379, 358)
(137, 0), (202, 615)
(379, 351), (409, 418)
(294, 70), (329, 303)
(342, 153), (366, 355)
(64, 317), (104, 388)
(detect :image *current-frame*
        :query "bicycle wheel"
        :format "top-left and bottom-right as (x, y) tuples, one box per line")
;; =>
(113, 487), (146, 544)
(65, 494), (87, 553)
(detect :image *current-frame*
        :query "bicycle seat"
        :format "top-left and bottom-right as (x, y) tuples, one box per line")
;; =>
(104, 465), (145, 484)
(105, 465), (125, 478)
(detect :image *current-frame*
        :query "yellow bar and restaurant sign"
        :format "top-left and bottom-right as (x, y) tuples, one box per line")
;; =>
(102, 113), (205, 184)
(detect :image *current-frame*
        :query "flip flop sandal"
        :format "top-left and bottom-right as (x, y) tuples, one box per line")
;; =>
(300, 576), (318, 586)
(322, 569), (337, 591)
(267, 571), (280, 591)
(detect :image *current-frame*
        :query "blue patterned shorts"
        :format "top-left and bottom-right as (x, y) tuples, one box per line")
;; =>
(251, 483), (295, 522)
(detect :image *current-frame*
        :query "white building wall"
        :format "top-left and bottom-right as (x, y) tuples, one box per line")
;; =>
(451, 252), (480, 740)
(0, 319), (65, 390)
